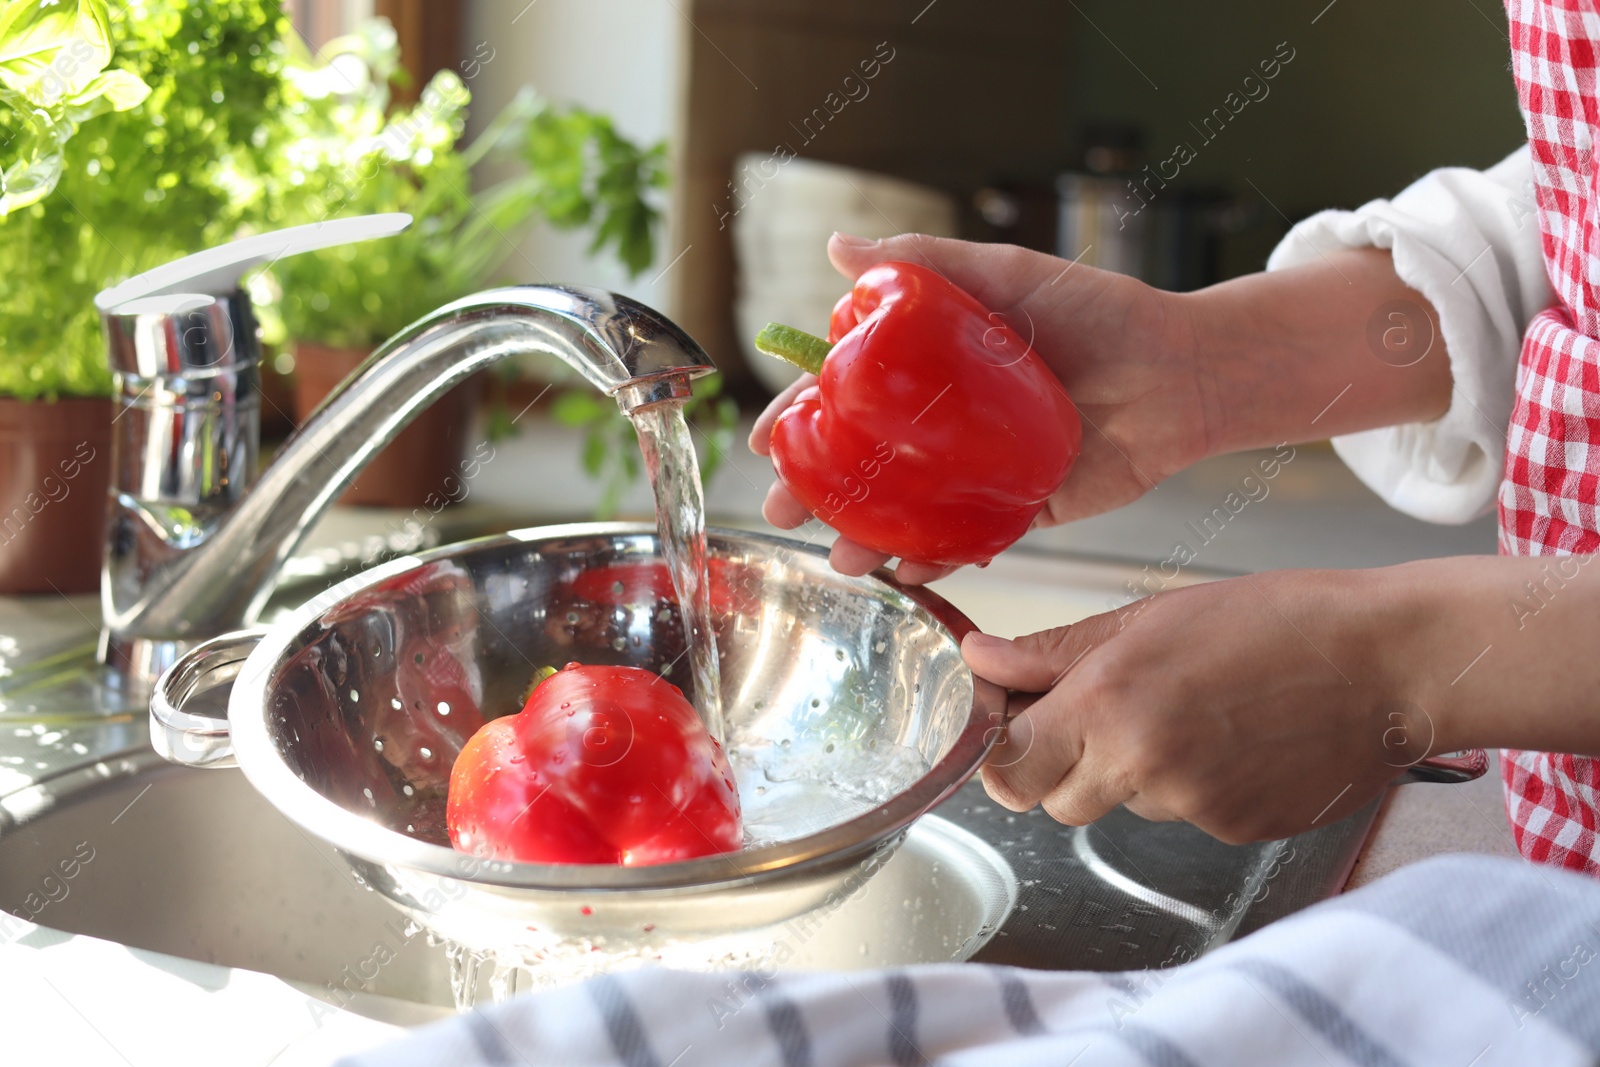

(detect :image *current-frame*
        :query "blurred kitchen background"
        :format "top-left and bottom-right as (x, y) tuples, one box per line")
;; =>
(199, 2), (1538, 577)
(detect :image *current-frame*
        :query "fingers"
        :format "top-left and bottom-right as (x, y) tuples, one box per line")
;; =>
(976, 684), (1074, 807)
(761, 482), (812, 529)
(893, 559), (959, 586)
(754, 493), (955, 584)
(1038, 762), (1131, 826)
(965, 614), (1132, 825)
(827, 232), (1060, 313)
(1121, 795), (1183, 823)
(978, 696), (1128, 823)
(960, 614), (1119, 694)
(829, 537), (892, 577)
(760, 483), (896, 578)
(748, 374), (817, 456)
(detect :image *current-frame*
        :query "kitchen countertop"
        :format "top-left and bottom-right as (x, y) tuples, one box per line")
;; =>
(1347, 753), (1519, 888)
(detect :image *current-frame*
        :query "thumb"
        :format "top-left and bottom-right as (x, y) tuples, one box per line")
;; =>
(961, 614), (1121, 693)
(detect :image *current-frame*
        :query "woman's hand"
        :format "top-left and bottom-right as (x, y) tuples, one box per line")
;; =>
(957, 551), (1600, 844)
(749, 232), (1210, 585)
(961, 567), (1431, 843)
(750, 235), (1454, 587)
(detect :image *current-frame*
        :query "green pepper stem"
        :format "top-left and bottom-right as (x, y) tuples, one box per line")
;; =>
(521, 665), (559, 704)
(754, 323), (833, 376)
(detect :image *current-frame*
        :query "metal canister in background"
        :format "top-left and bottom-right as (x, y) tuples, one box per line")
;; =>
(1052, 123), (1243, 293)
(1055, 171), (1150, 280)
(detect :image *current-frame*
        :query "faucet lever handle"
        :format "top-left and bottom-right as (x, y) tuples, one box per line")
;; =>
(95, 212), (412, 310)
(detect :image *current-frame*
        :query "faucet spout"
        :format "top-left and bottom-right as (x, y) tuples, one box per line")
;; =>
(101, 285), (716, 688)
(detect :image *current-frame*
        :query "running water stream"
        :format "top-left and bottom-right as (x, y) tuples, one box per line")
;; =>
(629, 397), (725, 743)
(448, 393), (726, 1007)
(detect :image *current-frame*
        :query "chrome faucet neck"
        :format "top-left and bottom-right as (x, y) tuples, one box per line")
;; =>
(100, 284), (716, 691)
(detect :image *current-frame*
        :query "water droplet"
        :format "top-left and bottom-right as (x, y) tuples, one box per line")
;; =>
(875, 640), (886, 653)
(374, 739), (384, 752)
(566, 611), (580, 623)
(437, 701), (450, 716)
(810, 698), (820, 709)
(612, 637), (626, 650)
(362, 787), (374, 800)
(419, 747), (433, 759)
(611, 581), (625, 595)
(509, 754), (525, 764)
(391, 698), (403, 710)
(349, 689), (360, 702)
(403, 784), (414, 796)
(780, 739), (791, 748)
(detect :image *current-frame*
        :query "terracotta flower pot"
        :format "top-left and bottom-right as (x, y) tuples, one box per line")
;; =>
(0, 396), (114, 595)
(292, 341), (484, 509)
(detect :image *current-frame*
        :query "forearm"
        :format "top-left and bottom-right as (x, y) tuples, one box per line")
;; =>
(1370, 555), (1600, 757)
(1181, 248), (1453, 456)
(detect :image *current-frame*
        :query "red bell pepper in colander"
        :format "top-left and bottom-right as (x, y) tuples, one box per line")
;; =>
(446, 664), (741, 866)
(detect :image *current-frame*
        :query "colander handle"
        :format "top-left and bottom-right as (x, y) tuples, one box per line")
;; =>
(149, 629), (267, 769)
(1394, 748), (1490, 784)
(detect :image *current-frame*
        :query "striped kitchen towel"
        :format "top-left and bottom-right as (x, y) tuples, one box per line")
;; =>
(340, 855), (1600, 1066)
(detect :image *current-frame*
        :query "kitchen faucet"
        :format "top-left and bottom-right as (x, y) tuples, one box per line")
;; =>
(95, 214), (715, 692)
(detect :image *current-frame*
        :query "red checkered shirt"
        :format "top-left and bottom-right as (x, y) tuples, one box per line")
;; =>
(1499, 0), (1600, 874)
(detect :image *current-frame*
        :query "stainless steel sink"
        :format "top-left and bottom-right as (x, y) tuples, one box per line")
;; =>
(0, 741), (1015, 1012)
(0, 536), (1433, 1018)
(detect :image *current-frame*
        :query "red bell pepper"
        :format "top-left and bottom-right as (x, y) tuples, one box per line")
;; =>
(446, 663), (742, 865)
(554, 558), (762, 619)
(756, 261), (1082, 567)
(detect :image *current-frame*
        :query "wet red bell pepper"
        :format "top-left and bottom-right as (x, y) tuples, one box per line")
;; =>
(756, 261), (1082, 567)
(446, 663), (742, 865)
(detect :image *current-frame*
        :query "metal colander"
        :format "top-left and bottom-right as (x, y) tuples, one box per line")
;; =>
(153, 523), (1003, 957)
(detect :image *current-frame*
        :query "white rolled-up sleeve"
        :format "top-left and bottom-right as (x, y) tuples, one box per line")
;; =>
(1266, 145), (1554, 524)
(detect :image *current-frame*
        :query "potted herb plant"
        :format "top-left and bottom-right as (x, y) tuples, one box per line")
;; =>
(1, 0), (299, 593)
(269, 19), (677, 508)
